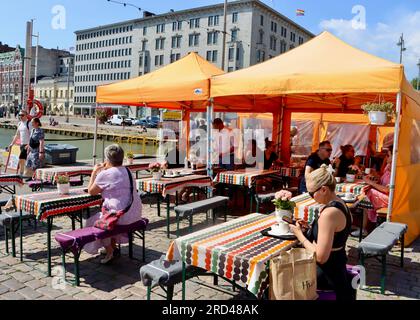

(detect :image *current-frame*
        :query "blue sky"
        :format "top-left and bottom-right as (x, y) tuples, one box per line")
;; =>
(0, 0), (419, 79)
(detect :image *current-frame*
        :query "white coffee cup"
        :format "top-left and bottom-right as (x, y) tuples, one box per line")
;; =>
(345, 192), (353, 200)
(272, 222), (290, 235)
(335, 177), (341, 183)
(365, 168), (371, 175)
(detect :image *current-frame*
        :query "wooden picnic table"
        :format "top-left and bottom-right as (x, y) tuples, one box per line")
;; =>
(14, 188), (102, 276)
(166, 213), (296, 299)
(0, 174), (24, 194)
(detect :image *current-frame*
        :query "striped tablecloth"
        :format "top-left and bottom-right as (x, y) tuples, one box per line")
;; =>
(335, 181), (369, 196)
(166, 213), (296, 298)
(136, 174), (212, 197)
(272, 166), (303, 178)
(15, 188), (103, 221)
(35, 166), (94, 183)
(214, 169), (280, 188)
(0, 174), (24, 186)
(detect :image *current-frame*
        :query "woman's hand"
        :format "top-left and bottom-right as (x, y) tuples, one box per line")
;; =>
(289, 220), (304, 237)
(93, 163), (105, 175)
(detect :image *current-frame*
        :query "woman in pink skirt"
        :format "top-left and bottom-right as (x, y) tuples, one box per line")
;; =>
(362, 146), (393, 224)
(87, 145), (143, 264)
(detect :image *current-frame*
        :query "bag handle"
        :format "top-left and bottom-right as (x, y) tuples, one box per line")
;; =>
(121, 167), (134, 214)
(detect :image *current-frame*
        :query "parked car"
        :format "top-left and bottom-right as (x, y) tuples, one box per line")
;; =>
(107, 115), (131, 126)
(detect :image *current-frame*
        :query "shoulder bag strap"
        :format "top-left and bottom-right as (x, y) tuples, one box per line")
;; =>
(121, 167), (134, 214)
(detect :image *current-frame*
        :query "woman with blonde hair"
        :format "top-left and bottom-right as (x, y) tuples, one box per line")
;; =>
(290, 164), (355, 300)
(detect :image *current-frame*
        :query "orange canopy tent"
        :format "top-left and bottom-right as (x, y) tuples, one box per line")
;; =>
(96, 52), (224, 109)
(211, 31), (420, 245)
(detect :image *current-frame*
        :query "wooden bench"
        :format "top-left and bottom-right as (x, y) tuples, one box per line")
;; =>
(358, 222), (407, 294)
(140, 255), (212, 300)
(55, 218), (149, 286)
(174, 196), (229, 237)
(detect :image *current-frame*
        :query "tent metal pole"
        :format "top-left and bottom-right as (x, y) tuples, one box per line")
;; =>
(387, 91), (402, 222)
(207, 99), (214, 180)
(93, 103), (99, 166)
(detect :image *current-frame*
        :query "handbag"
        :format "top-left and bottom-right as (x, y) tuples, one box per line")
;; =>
(94, 167), (134, 231)
(269, 248), (318, 300)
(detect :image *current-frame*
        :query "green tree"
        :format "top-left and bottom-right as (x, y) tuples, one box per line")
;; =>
(412, 77), (419, 90)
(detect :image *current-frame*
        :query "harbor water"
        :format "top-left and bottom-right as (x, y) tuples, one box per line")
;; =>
(0, 128), (159, 161)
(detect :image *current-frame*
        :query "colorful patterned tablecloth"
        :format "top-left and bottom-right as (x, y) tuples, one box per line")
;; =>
(335, 181), (369, 196)
(272, 166), (303, 178)
(166, 213), (296, 298)
(214, 169), (280, 188)
(0, 174), (24, 186)
(137, 174), (213, 197)
(35, 166), (94, 183)
(15, 188), (103, 221)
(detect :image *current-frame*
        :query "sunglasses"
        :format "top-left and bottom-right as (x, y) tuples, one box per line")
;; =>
(321, 148), (332, 152)
(308, 186), (323, 199)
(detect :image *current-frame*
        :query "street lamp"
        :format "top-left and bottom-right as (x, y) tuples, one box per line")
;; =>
(397, 33), (406, 64)
(65, 49), (75, 123)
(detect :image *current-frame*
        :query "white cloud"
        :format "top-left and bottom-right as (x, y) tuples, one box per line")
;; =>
(319, 10), (420, 80)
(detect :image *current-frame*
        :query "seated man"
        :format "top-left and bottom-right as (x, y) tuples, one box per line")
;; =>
(298, 141), (333, 194)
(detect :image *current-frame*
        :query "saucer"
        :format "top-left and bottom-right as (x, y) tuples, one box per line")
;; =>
(261, 227), (297, 240)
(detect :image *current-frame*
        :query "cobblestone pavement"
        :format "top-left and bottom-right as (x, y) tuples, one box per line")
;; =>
(0, 185), (419, 301)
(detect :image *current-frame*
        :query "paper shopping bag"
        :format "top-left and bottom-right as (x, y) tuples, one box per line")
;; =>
(269, 248), (318, 300)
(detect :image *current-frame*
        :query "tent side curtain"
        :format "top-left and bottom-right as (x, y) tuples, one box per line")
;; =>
(393, 93), (420, 245)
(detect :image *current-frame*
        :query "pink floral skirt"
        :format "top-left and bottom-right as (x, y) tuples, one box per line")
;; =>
(366, 189), (389, 223)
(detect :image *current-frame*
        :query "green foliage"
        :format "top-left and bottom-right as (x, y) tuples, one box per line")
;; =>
(126, 151), (134, 159)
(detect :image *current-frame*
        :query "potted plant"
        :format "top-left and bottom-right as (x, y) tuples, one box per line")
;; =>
(361, 101), (395, 125)
(148, 162), (163, 180)
(346, 168), (358, 183)
(126, 151), (134, 165)
(272, 190), (296, 223)
(56, 175), (70, 195)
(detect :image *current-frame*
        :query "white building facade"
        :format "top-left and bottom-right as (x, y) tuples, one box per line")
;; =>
(74, 0), (314, 117)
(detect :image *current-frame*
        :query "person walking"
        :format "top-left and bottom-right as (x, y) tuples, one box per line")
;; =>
(25, 118), (45, 180)
(9, 110), (33, 176)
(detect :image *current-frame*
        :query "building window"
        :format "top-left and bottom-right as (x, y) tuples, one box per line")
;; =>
(208, 15), (220, 27)
(155, 38), (165, 50)
(189, 18), (200, 29)
(260, 15), (264, 26)
(156, 24), (165, 34)
(271, 21), (277, 33)
(257, 50), (265, 63)
(258, 30), (264, 44)
(188, 33), (200, 46)
(231, 29), (238, 42)
(143, 26), (147, 35)
(281, 26), (287, 38)
(289, 44), (295, 50)
(171, 35), (182, 48)
(206, 50), (218, 62)
(154, 55), (164, 66)
(290, 32), (296, 42)
(228, 47), (234, 61)
(299, 36), (304, 45)
(232, 12), (238, 23)
(170, 53), (181, 63)
(172, 21), (182, 31)
(141, 40), (147, 51)
(270, 36), (277, 51)
(207, 31), (218, 45)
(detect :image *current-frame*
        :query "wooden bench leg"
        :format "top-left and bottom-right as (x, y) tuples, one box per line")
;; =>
(147, 285), (152, 300)
(128, 232), (134, 259)
(142, 230), (146, 263)
(62, 251), (66, 282)
(4, 226), (9, 254)
(167, 285), (174, 301)
(400, 235), (405, 268)
(381, 255), (386, 295)
(213, 274), (218, 286)
(74, 252), (81, 287)
(11, 219), (16, 258)
(157, 195), (161, 217)
(176, 214), (180, 238)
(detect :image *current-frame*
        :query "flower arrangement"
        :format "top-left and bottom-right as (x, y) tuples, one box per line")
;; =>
(95, 107), (113, 124)
(126, 151), (134, 159)
(272, 190), (295, 211)
(148, 162), (162, 173)
(55, 175), (70, 185)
